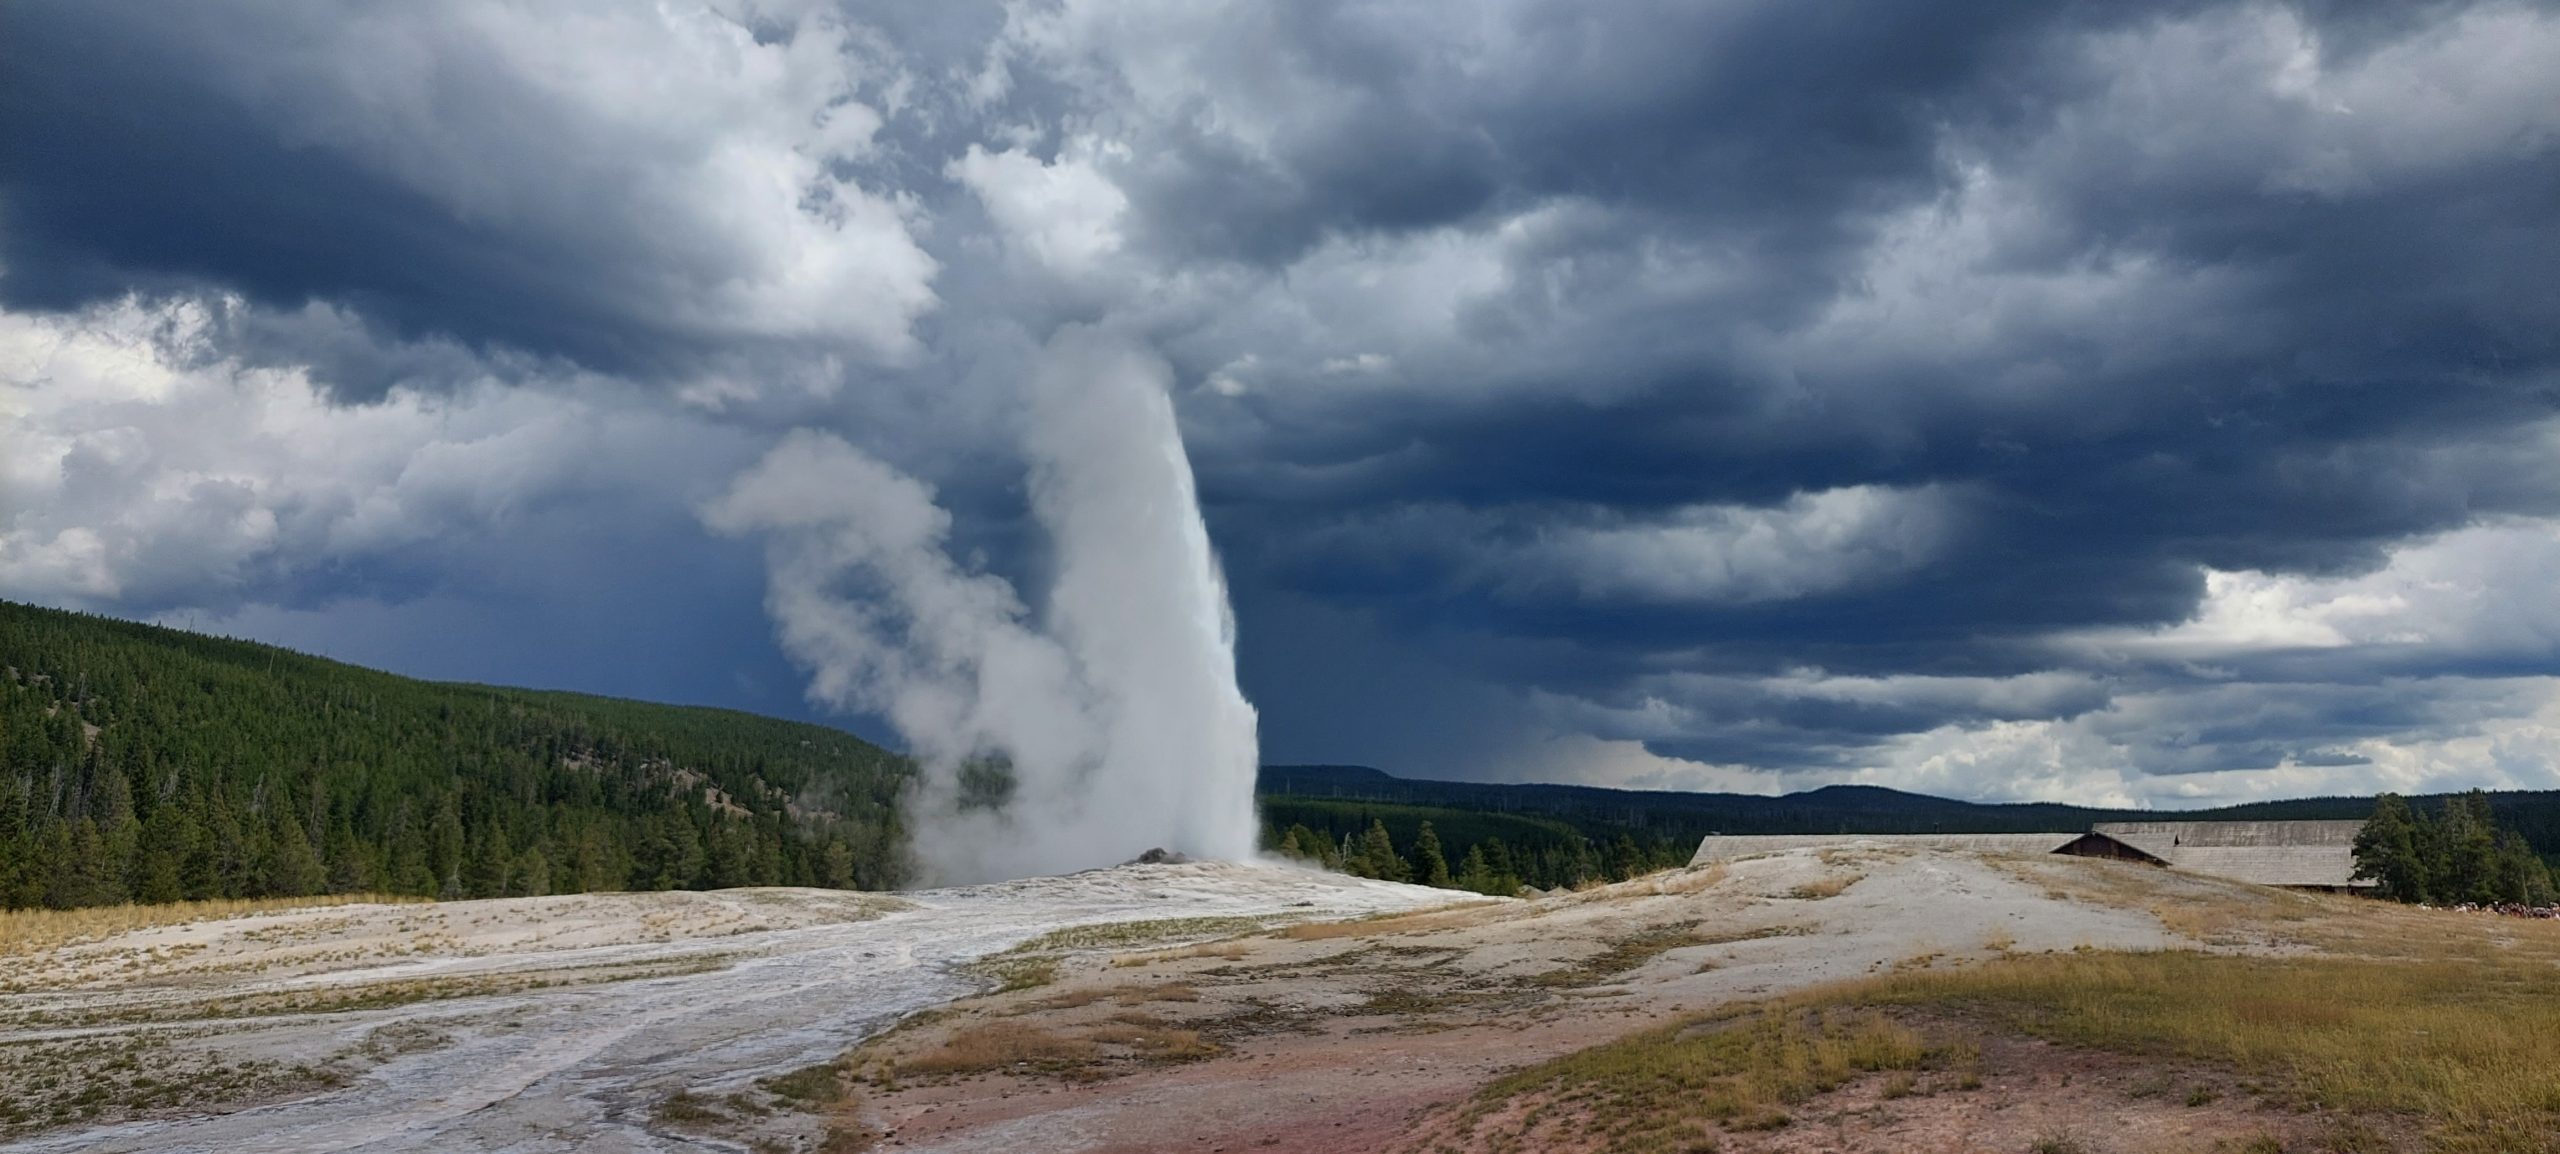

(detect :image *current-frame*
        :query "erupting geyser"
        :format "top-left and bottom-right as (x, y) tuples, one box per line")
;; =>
(705, 327), (1261, 883)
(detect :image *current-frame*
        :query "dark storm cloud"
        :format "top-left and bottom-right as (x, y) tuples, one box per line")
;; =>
(0, 2), (941, 385)
(8, 0), (2560, 803)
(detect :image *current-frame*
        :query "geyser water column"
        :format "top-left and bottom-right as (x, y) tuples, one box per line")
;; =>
(1023, 329), (1264, 869)
(704, 327), (1262, 882)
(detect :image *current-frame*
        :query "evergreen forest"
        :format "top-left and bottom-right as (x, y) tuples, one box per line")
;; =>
(1255, 798), (1693, 893)
(2352, 792), (2556, 906)
(0, 600), (912, 910)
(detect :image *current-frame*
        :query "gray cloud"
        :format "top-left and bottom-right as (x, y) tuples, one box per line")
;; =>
(7, 0), (2560, 807)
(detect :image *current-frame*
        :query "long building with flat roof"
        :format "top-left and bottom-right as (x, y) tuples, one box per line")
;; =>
(1687, 818), (2375, 890)
(1687, 832), (2079, 866)
(2055, 820), (2373, 889)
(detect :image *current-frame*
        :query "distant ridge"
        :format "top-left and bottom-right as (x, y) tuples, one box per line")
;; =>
(1254, 763), (2560, 860)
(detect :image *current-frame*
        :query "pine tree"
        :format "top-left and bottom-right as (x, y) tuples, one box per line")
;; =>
(2492, 830), (2553, 906)
(131, 805), (189, 904)
(2437, 792), (2500, 905)
(43, 820), (121, 908)
(464, 818), (511, 899)
(386, 809), (434, 896)
(430, 797), (467, 899)
(0, 776), (25, 897)
(820, 838), (857, 889)
(1359, 820), (1409, 882)
(264, 801), (327, 897)
(1481, 838), (1519, 892)
(1602, 833), (1644, 882)
(2353, 794), (2428, 901)
(324, 817), (371, 894)
(1454, 844), (1493, 893)
(512, 845), (553, 897)
(1410, 821), (1452, 888)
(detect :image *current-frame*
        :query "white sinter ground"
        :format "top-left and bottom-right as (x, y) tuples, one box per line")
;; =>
(2, 861), (1456, 1154)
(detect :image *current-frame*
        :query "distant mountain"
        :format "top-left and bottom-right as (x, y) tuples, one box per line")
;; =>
(1254, 763), (2560, 871)
(0, 600), (912, 911)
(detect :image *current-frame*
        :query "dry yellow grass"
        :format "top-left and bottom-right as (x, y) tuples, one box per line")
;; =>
(1028, 982), (1201, 1011)
(1107, 940), (1248, 967)
(1081, 1014), (1220, 1061)
(1431, 1004), (1935, 1151)
(1273, 902), (1502, 941)
(1820, 948), (2560, 1154)
(0, 894), (425, 956)
(1439, 869), (2560, 1154)
(900, 1021), (1097, 1076)
(1007, 916), (1271, 953)
(1784, 872), (1863, 900)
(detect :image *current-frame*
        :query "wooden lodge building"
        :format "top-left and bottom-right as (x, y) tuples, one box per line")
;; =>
(1692, 818), (2373, 891)
(2052, 820), (2374, 890)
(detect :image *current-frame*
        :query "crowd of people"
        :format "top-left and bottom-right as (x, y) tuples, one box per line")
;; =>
(2427, 901), (2560, 919)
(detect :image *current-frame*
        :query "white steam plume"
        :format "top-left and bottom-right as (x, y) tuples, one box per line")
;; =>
(704, 327), (1262, 882)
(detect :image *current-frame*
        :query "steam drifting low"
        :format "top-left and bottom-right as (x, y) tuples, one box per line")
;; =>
(706, 329), (1261, 883)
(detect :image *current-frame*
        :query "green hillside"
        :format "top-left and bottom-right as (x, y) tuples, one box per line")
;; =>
(0, 600), (912, 910)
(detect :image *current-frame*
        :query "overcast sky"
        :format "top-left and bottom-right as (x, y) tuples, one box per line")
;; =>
(5, 0), (2559, 807)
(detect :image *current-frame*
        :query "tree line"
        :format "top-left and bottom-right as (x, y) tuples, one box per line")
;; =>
(0, 601), (913, 911)
(2352, 791), (2556, 906)
(1260, 802), (1692, 894)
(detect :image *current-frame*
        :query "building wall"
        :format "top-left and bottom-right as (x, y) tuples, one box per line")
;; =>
(1688, 832), (2078, 867)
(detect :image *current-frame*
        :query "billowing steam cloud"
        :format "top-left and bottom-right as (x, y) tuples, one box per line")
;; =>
(705, 328), (1261, 883)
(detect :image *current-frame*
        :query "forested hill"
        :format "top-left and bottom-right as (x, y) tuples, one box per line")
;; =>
(0, 600), (912, 911)
(1256, 763), (2560, 889)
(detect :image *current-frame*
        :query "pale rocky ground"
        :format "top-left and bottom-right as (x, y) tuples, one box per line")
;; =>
(836, 845), (2228, 1154)
(0, 862), (1454, 1153)
(0, 846), (2352, 1154)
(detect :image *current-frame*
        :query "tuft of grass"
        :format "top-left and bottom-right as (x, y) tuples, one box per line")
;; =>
(900, 1022), (1097, 1077)
(1081, 1015), (1221, 1063)
(758, 1062), (850, 1108)
(1029, 982), (1200, 1011)
(964, 955), (1059, 993)
(1107, 940), (1249, 967)
(0, 894), (426, 956)
(1273, 903), (1499, 941)
(1784, 873), (1863, 900)
(652, 1090), (726, 1125)
(1005, 916), (1271, 954)
(818, 1119), (880, 1152)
